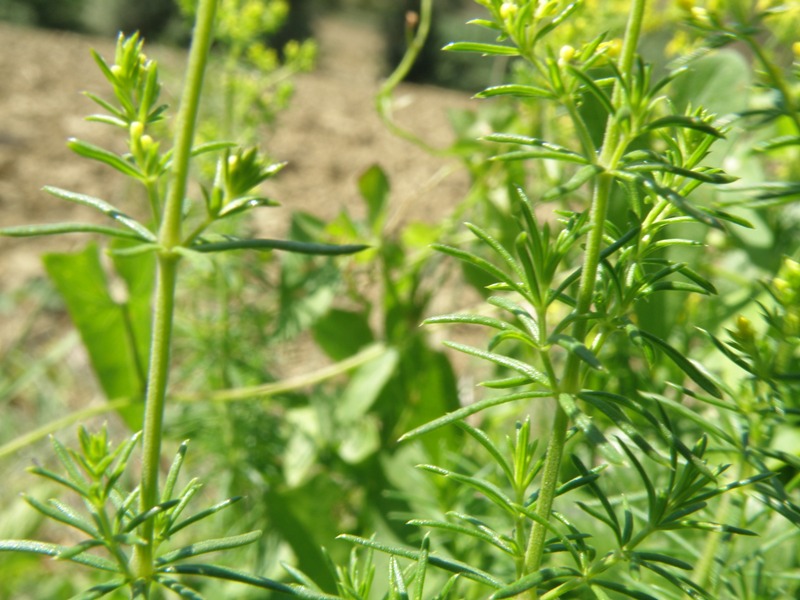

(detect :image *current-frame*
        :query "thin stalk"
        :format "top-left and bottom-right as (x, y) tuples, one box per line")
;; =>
(134, 0), (218, 586)
(522, 0), (649, 589)
(745, 36), (800, 136)
(376, 0), (444, 155)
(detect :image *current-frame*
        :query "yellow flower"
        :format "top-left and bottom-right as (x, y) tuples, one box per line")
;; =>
(558, 44), (576, 66)
(735, 315), (756, 342)
(690, 6), (710, 23)
(793, 41), (800, 61)
(500, 1), (518, 20)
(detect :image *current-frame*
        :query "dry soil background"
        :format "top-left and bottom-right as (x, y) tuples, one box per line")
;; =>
(0, 15), (474, 292)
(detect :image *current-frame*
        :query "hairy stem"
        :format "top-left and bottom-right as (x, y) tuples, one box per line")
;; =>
(522, 0), (648, 589)
(134, 0), (218, 587)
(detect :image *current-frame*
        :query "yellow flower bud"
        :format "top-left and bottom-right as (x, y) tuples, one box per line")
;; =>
(736, 315), (755, 340)
(500, 2), (518, 20)
(129, 121), (144, 140)
(559, 45), (576, 65)
(794, 42), (800, 61)
(690, 6), (709, 23)
(677, 0), (694, 11)
(783, 257), (800, 280)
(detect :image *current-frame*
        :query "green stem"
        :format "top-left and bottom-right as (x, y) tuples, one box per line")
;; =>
(745, 36), (800, 136)
(376, 0), (444, 155)
(134, 0), (218, 588)
(522, 0), (648, 590)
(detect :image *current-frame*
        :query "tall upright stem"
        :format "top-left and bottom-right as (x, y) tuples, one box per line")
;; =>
(134, 0), (218, 586)
(522, 0), (648, 590)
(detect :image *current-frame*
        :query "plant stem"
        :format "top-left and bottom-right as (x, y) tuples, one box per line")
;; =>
(522, 0), (648, 590)
(134, 0), (218, 587)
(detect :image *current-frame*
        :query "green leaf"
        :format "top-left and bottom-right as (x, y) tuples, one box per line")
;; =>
(165, 497), (243, 537)
(161, 441), (189, 505)
(217, 196), (279, 219)
(43, 244), (145, 429)
(491, 149), (591, 165)
(456, 421), (515, 485)
(0, 539), (118, 572)
(475, 84), (554, 99)
(358, 165), (390, 234)
(165, 563), (338, 598)
(399, 391), (552, 442)
(490, 567), (580, 599)
(443, 42), (519, 56)
(568, 66), (614, 115)
(125, 500), (180, 532)
(389, 557), (409, 600)
(191, 236), (368, 255)
(591, 580), (658, 600)
(43, 187), (156, 241)
(0, 222), (147, 241)
(338, 535), (503, 588)
(624, 162), (736, 184)
(443, 341), (551, 386)
(542, 165), (603, 200)
(549, 334), (603, 370)
(465, 222), (525, 283)
(634, 552), (693, 570)
(559, 394), (624, 464)
(644, 116), (725, 138)
(156, 531), (261, 565)
(407, 517), (516, 555)
(155, 577), (204, 600)
(67, 138), (143, 179)
(23, 496), (99, 537)
(424, 313), (518, 332)
(635, 330), (722, 398)
(336, 349), (399, 421)
(641, 393), (734, 445)
(432, 243), (528, 297)
(312, 308), (375, 360)
(417, 465), (517, 516)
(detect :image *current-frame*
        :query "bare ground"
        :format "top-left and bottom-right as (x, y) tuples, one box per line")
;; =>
(0, 16), (473, 292)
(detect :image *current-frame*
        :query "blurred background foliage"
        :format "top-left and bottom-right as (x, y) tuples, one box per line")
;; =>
(0, 0), (500, 90)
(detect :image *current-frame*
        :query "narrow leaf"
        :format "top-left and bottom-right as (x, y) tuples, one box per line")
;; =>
(43, 186), (156, 241)
(399, 391), (552, 441)
(157, 531), (261, 564)
(549, 334), (603, 370)
(490, 567), (580, 599)
(165, 563), (338, 599)
(559, 394), (624, 464)
(0, 222), (146, 241)
(443, 42), (519, 56)
(191, 237), (368, 255)
(644, 116), (725, 138)
(67, 138), (143, 178)
(476, 84), (554, 99)
(635, 329), (722, 398)
(337, 535), (503, 588)
(443, 341), (551, 386)
(542, 164), (603, 200)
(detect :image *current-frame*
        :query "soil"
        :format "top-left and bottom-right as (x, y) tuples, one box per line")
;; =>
(0, 15), (473, 291)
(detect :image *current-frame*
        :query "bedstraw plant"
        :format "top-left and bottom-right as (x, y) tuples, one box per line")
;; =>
(2, 0), (800, 598)
(0, 0), (363, 597)
(282, 0), (800, 598)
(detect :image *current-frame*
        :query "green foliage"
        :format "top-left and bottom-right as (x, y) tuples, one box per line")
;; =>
(0, 3), (363, 597)
(3, 0), (800, 598)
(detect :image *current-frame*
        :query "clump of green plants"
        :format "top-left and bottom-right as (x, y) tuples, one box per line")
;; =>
(279, 0), (800, 598)
(0, 0), (363, 597)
